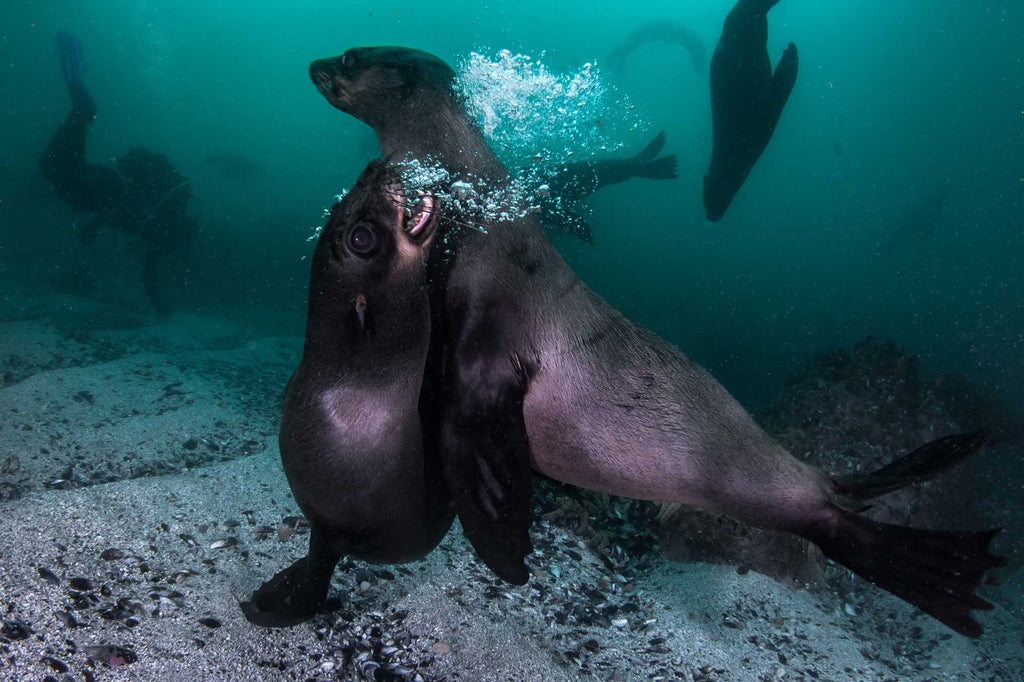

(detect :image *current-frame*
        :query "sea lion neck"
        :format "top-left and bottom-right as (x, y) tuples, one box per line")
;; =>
(375, 99), (509, 183)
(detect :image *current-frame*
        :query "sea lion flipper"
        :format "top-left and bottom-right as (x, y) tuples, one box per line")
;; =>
(765, 41), (798, 136)
(442, 352), (534, 584)
(834, 430), (993, 501)
(633, 130), (667, 163)
(241, 523), (341, 628)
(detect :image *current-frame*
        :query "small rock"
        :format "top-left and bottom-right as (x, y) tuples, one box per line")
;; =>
(431, 641), (451, 655)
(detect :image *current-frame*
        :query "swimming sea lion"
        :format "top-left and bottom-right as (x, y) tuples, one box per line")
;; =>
(606, 20), (707, 74)
(242, 160), (453, 627)
(704, 0), (797, 222)
(541, 131), (678, 244)
(309, 47), (1004, 636)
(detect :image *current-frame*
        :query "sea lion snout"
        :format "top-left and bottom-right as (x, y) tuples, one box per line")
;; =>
(309, 59), (350, 110)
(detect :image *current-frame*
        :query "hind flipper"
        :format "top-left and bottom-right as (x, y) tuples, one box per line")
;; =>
(836, 430), (993, 501)
(806, 512), (1004, 637)
(56, 32), (84, 87)
(635, 154), (678, 180)
(633, 130), (667, 163)
(764, 42), (798, 138)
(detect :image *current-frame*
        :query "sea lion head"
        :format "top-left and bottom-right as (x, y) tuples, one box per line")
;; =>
(309, 47), (457, 130)
(702, 161), (747, 223)
(309, 159), (439, 342)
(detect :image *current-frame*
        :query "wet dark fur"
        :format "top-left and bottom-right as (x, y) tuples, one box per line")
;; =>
(704, 0), (797, 221)
(308, 47), (1004, 636)
(242, 161), (453, 627)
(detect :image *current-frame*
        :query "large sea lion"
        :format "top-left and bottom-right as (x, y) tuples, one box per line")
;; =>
(308, 47), (1004, 637)
(242, 160), (453, 627)
(703, 0), (797, 222)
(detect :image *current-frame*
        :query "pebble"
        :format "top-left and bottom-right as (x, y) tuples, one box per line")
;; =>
(431, 641), (451, 655)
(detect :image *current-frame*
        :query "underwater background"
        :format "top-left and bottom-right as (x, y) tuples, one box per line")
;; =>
(2, 0), (1019, 409)
(1, 1), (1022, 680)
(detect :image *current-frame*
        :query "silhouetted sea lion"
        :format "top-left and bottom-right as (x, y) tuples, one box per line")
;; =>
(242, 160), (453, 627)
(606, 20), (707, 74)
(704, 0), (797, 221)
(308, 46), (1004, 637)
(541, 131), (678, 243)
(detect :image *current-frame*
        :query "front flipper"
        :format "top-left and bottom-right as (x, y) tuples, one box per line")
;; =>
(240, 521), (341, 627)
(441, 345), (534, 584)
(764, 42), (798, 139)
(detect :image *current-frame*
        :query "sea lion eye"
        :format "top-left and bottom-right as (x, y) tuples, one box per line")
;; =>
(347, 222), (377, 256)
(340, 51), (355, 69)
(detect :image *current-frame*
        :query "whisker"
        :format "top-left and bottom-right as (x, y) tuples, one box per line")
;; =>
(392, 198), (490, 234)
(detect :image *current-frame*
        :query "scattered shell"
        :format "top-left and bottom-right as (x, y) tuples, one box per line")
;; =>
(844, 603), (857, 616)
(68, 577), (94, 591)
(83, 644), (138, 667)
(1, 620), (31, 640)
(209, 537), (238, 550)
(37, 566), (60, 585)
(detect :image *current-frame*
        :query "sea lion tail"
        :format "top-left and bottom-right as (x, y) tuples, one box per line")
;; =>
(805, 511), (1004, 637)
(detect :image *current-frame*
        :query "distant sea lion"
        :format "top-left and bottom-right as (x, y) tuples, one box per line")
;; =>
(541, 131), (678, 244)
(606, 20), (707, 74)
(309, 46), (1004, 637)
(704, 0), (797, 221)
(242, 160), (453, 627)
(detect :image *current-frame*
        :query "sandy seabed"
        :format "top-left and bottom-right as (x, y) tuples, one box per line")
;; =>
(1, 303), (1020, 682)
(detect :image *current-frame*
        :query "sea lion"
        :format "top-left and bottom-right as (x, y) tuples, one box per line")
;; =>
(241, 160), (453, 627)
(541, 131), (678, 244)
(606, 19), (707, 74)
(309, 47), (1004, 636)
(704, 0), (798, 222)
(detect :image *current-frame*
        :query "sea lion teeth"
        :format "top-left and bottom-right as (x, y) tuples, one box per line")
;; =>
(407, 195), (435, 237)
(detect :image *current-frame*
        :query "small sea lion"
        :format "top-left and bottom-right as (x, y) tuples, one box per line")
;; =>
(242, 160), (453, 627)
(606, 20), (707, 74)
(704, 0), (798, 221)
(309, 46), (1004, 637)
(541, 131), (678, 244)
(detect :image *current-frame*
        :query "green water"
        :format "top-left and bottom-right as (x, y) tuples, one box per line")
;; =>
(1, 0), (1021, 409)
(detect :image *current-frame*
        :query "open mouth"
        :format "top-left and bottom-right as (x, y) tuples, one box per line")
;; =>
(401, 191), (437, 239)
